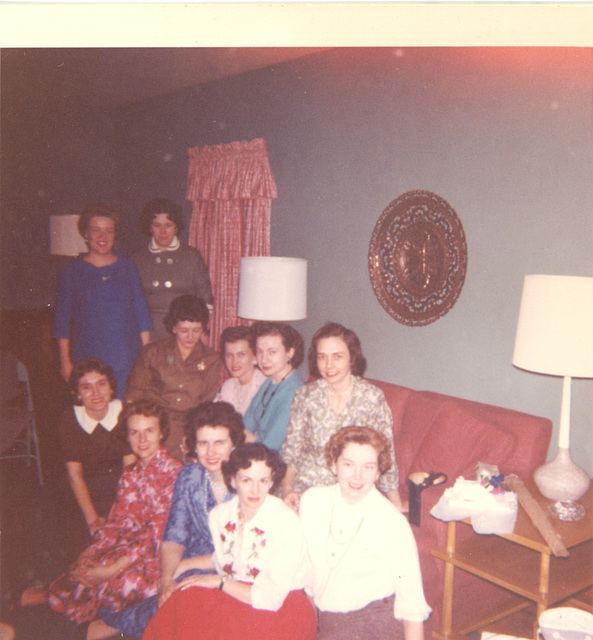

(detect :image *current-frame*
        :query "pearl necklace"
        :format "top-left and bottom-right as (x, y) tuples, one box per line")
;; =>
(208, 475), (227, 494)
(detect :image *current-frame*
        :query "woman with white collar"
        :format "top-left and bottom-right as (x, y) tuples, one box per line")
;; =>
(300, 426), (431, 640)
(132, 198), (213, 342)
(59, 358), (136, 538)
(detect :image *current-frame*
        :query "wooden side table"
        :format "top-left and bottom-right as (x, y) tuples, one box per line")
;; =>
(432, 479), (593, 640)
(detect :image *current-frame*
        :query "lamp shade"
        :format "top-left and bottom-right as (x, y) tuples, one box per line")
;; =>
(238, 257), (307, 321)
(50, 215), (87, 256)
(513, 275), (593, 378)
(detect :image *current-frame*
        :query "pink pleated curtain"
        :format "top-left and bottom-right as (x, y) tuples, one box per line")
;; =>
(186, 138), (276, 349)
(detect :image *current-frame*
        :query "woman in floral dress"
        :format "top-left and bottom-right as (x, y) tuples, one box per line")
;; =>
(141, 443), (316, 640)
(47, 400), (183, 625)
(281, 322), (403, 512)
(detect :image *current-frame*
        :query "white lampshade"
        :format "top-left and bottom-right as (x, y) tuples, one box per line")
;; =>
(513, 275), (593, 378)
(50, 215), (87, 256)
(238, 257), (307, 321)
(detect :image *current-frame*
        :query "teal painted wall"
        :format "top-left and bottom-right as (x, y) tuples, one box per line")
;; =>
(3, 47), (592, 473)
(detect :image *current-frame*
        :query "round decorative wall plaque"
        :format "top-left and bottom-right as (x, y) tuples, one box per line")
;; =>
(368, 190), (467, 327)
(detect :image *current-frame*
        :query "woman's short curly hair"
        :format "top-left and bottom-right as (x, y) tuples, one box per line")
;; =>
(117, 398), (170, 443)
(163, 295), (209, 334)
(219, 325), (256, 355)
(139, 198), (184, 236)
(184, 401), (246, 455)
(69, 357), (117, 405)
(222, 443), (287, 494)
(325, 426), (392, 476)
(252, 321), (304, 369)
(77, 203), (121, 239)
(308, 322), (367, 378)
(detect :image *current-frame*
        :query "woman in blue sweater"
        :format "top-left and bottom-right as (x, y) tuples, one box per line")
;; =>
(243, 322), (304, 452)
(53, 203), (152, 397)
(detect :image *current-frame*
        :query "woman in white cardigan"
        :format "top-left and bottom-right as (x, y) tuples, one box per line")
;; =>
(142, 443), (316, 640)
(300, 426), (432, 640)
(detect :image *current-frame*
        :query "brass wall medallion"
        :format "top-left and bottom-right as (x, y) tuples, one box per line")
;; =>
(368, 190), (467, 326)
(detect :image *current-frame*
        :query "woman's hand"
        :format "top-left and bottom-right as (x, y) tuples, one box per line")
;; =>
(403, 619), (424, 640)
(243, 429), (257, 443)
(72, 559), (119, 586)
(282, 490), (300, 513)
(177, 573), (220, 592)
(88, 517), (106, 535)
(158, 576), (177, 608)
(58, 339), (73, 382)
(76, 563), (120, 586)
(60, 359), (74, 383)
(73, 557), (131, 587)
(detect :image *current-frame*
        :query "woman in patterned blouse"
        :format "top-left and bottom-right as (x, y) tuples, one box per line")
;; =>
(46, 400), (183, 626)
(281, 322), (403, 512)
(141, 443), (316, 640)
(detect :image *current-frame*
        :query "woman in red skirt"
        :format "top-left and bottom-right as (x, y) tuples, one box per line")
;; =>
(142, 443), (316, 640)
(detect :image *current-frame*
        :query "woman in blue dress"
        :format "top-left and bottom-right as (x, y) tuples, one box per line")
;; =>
(53, 203), (153, 397)
(243, 322), (304, 452)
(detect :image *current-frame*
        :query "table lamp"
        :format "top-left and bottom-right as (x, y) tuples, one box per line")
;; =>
(512, 274), (593, 521)
(49, 215), (87, 256)
(238, 257), (307, 321)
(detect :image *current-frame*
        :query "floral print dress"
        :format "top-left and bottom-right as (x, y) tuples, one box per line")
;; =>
(48, 448), (183, 623)
(282, 376), (399, 495)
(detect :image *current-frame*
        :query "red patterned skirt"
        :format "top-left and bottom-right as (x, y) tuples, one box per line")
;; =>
(141, 587), (316, 640)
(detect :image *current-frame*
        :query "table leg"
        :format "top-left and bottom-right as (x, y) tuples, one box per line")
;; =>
(440, 521), (457, 638)
(537, 551), (551, 618)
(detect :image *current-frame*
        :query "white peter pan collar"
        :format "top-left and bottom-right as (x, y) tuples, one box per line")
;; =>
(74, 399), (123, 435)
(149, 236), (180, 253)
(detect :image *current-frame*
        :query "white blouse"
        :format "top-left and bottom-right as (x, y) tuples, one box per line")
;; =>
(216, 368), (267, 416)
(300, 484), (432, 623)
(209, 493), (309, 612)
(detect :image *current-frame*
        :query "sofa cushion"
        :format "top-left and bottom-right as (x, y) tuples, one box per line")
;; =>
(392, 391), (445, 497)
(365, 378), (412, 438)
(409, 401), (517, 483)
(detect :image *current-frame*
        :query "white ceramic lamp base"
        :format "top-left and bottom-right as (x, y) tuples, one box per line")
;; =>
(534, 447), (591, 522)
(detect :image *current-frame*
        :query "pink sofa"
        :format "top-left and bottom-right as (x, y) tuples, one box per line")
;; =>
(367, 378), (553, 636)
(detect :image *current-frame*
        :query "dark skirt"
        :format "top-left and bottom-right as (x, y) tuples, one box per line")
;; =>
(317, 594), (404, 640)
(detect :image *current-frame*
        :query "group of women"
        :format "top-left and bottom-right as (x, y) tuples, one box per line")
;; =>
(13, 199), (431, 640)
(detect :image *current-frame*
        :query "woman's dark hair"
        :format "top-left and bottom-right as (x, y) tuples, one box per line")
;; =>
(139, 198), (185, 236)
(222, 443), (287, 494)
(325, 426), (392, 475)
(219, 325), (256, 355)
(117, 398), (170, 443)
(308, 322), (367, 378)
(70, 357), (117, 405)
(252, 321), (304, 369)
(163, 295), (209, 334)
(77, 203), (121, 239)
(185, 401), (246, 455)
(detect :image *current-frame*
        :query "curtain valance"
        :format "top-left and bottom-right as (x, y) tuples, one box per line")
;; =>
(186, 137), (274, 348)
(186, 138), (278, 202)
